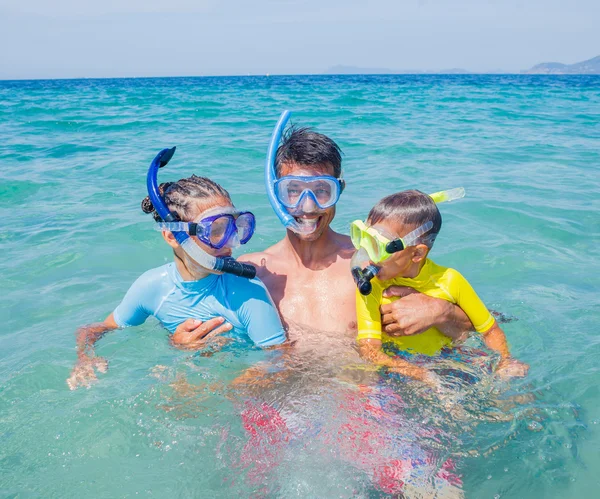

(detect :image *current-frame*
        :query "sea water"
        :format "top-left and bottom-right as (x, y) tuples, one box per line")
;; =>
(0, 75), (599, 498)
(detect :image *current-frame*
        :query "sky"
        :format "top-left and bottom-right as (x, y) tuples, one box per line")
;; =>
(0, 0), (598, 79)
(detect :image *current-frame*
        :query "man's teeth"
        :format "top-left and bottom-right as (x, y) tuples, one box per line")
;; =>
(297, 218), (318, 226)
(295, 217), (319, 233)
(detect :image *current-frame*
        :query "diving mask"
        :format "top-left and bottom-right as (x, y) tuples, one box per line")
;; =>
(274, 175), (344, 212)
(156, 207), (256, 250)
(350, 220), (434, 264)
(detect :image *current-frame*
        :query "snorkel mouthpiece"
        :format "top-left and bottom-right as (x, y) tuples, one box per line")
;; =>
(352, 265), (379, 295)
(146, 147), (256, 279)
(351, 247), (379, 295)
(215, 257), (257, 279)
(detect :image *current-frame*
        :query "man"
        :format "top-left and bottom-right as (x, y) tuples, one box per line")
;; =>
(176, 126), (472, 346)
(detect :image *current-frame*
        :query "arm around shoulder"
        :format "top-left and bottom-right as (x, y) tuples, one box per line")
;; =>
(235, 277), (287, 348)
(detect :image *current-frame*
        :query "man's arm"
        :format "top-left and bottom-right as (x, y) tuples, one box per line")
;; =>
(380, 286), (473, 339)
(67, 313), (119, 390)
(237, 276), (287, 348)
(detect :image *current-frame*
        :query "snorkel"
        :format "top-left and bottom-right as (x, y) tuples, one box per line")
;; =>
(146, 147), (257, 279)
(429, 187), (465, 204)
(265, 110), (321, 235)
(351, 188), (465, 295)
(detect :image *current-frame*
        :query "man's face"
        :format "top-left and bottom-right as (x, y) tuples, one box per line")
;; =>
(279, 162), (338, 242)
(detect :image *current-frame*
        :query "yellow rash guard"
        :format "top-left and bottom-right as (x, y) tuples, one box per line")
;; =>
(356, 258), (495, 356)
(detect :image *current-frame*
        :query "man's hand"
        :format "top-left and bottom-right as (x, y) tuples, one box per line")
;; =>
(380, 286), (472, 339)
(67, 355), (108, 390)
(381, 286), (450, 336)
(171, 317), (233, 350)
(495, 358), (529, 378)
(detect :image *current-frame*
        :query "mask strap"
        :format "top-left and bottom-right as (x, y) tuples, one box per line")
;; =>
(386, 221), (434, 253)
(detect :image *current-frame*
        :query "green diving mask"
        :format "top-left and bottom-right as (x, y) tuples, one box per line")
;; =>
(350, 220), (434, 264)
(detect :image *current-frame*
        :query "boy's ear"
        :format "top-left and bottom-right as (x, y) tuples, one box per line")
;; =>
(411, 244), (429, 263)
(162, 230), (180, 249)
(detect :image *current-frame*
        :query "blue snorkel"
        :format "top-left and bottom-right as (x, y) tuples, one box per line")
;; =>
(146, 147), (256, 279)
(266, 110), (320, 234)
(265, 111), (294, 228)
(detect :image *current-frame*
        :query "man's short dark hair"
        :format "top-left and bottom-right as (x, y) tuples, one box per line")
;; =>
(275, 125), (343, 178)
(367, 190), (442, 248)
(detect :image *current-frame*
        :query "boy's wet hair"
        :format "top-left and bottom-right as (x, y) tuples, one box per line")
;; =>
(275, 125), (343, 178)
(367, 190), (442, 248)
(141, 175), (231, 222)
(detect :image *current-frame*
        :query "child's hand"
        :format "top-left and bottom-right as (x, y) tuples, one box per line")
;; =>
(67, 355), (109, 390)
(495, 358), (529, 378)
(388, 366), (442, 390)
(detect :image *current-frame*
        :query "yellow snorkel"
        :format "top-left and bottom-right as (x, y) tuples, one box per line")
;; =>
(429, 187), (465, 204)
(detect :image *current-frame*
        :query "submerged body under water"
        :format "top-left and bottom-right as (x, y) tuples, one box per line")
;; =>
(1, 75), (599, 498)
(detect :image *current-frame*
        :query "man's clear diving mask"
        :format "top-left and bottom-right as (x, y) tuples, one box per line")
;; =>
(350, 220), (434, 264)
(274, 175), (344, 212)
(155, 207), (256, 250)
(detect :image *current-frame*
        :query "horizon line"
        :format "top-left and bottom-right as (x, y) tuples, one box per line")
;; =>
(3, 72), (594, 83)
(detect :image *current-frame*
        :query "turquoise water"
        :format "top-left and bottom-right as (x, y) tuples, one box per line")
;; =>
(1, 75), (599, 498)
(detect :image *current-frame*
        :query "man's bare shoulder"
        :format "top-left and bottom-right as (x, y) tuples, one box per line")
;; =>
(330, 232), (354, 260)
(239, 240), (287, 267)
(334, 232), (353, 248)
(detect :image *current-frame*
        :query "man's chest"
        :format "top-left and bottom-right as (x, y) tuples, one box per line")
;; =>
(265, 266), (357, 332)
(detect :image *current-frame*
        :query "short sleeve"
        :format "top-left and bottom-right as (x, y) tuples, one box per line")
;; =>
(113, 270), (163, 328)
(447, 269), (495, 333)
(232, 277), (286, 348)
(356, 279), (384, 341)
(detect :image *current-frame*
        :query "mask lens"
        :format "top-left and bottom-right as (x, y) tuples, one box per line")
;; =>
(276, 178), (303, 207)
(207, 216), (232, 247)
(236, 212), (255, 244)
(350, 222), (362, 249)
(362, 233), (382, 262)
(312, 180), (334, 205)
(284, 180), (304, 206)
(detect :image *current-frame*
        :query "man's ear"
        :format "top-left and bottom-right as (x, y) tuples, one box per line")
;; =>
(161, 230), (180, 249)
(411, 244), (429, 263)
(339, 179), (346, 193)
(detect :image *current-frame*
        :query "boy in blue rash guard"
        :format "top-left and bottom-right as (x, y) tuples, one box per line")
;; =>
(67, 175), (286, 390)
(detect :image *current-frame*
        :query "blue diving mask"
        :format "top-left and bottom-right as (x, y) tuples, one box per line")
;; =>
(274, 175), (344, 212)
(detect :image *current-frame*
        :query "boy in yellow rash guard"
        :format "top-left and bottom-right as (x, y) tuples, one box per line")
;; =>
(353, 190), (529, 383)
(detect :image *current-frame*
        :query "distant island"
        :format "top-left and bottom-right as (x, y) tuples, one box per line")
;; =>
(522, 55), (600, 74)
(324, 55), (600, 75)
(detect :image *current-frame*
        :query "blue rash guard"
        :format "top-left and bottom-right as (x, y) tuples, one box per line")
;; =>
(113, 263), (286, 348)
